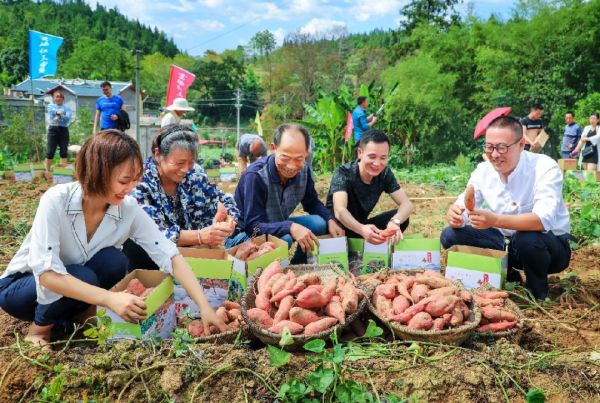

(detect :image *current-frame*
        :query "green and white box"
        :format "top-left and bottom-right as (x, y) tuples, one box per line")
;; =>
(219, 167), (238, 182)
(362, 240), (389, 274)
(175, 247), (241, 319)
(347, 238), (364, 277)
(52, 167), (75, 184)
(100, 270), (176, 340)
(311, 236), (349, 272)
(445, 245), (507, 289)
(14, 164), (33, 181)
(227, 234), (289, 288)
(392, 238), (441, 272)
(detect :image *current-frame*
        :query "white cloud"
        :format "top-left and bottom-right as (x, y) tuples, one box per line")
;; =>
(272, 28), (286, 46)
(290, 0), (318, 13)
(197, 19), (225, 31)
(354, 0), (405, 22)
(299, 18), (346, 35)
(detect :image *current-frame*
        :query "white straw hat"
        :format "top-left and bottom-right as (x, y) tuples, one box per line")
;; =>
(165, 97), (194, 111)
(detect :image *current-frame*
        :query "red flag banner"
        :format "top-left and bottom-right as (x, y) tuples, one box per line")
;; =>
(166, 65), (196, 107)
(345, 112), (354, 142)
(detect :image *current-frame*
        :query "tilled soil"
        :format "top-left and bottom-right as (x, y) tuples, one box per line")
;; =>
(0, 178), (598, 402)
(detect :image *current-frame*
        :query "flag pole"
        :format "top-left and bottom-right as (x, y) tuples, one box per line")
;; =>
(29, 76), (40, 161)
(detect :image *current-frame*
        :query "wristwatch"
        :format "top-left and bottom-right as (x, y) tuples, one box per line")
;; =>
(390, 218), (402, 228)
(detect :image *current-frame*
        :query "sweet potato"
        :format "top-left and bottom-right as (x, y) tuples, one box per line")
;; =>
(298, 273), (321, 286)
(306, 284), (324, 293)
(255, 291), (272, 312)
(389, 303), (425, 324)
(235, 241), (258, 260)
(460, 291), (472, 302)
(325, 300), (346, 325)
(223, 300), (241, 310)
(407, 312), (433, 330)
(289, 307), (321, 326)
(426, 286), (456, 297)
(214, 202), (228, 222)
(464, 184), (475, 211)
(321, 278), (338, 302)
(216, 306), (229, 323)
(296, 287), (327, 309)
(422, 270), (445, 278)
(410, 283), (430, 303)
(341, 283), (359, 314)
(481, 306), (517, 322)
(271, 274), (290, 296)
(474, 296), (504, 307)
(379, 228), (398, 238)
(247, 308), (274, 328)
(459, 300), (470, 319)
(268, 320), (304, 335)
(478, 321), (517, 333)
(432, 317), (446, 330)
(187, 319), (204, 337)
(425, 295), (460, 317)
(126, 278), (146, 297)
(373, 294), (393, 317)
(415, 275), (453, 289)
(257, 261), (283, 293)
(304, 317), (338, 335)
(376, 283), (397, 299)
(273, 295), (294, 324)
(392, 295), (410, 315)
(227, 308), (242, 322)
(479, 290), (509, 299)
(270, 276), (298, 303)
(139, 287), (154, 298)
(397, 278), (415, 303)
(449, 305), (464, 327)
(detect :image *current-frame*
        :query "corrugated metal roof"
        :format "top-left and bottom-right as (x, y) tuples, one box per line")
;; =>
(12, 78), (133, 97)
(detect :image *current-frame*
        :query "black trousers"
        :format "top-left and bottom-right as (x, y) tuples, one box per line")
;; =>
(342, 209), (409, 238)
(46, 126), (69, 159)
(440, 225), (571, 300)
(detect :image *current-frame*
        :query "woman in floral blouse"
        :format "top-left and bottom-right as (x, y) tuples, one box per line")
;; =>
(124, 124), (248, 269)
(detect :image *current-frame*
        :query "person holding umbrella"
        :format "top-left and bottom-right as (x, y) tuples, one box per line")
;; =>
(441, 114), (571, 301)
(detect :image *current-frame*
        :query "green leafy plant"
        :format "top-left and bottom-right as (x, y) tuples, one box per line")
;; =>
(563, 174), (600, 245)
(82, 309), (114, 345)
(171, 327), (195, 358)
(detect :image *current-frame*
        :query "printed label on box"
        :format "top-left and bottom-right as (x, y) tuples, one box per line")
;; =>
(392, 238), (441, 271)
(361, 241), (389, 274)
(314, 236), (349, 272)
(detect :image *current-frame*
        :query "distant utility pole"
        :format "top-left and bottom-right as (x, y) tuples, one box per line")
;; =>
(235, 88), (242, 144)
(133, 49), (143, 145)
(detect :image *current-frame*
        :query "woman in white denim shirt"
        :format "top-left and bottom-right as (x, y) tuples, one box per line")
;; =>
(0, 130), (226, 348)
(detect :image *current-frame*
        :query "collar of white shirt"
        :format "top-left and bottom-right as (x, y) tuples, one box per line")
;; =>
(65, 183), (122, 221)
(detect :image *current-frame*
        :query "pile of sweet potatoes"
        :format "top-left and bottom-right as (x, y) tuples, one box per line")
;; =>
(370, 270), (473, 331)
(246, 261), (364, 336)
(124, 278), (154, 298)
(234, 240), (277, 261)
(475, 290), (519, 333)
(186, 300), (245, 337)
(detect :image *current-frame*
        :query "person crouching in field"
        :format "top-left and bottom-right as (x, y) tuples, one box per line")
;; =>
(326, 129), (413, 245)
(0, 130), (226, 348)
(441, 116), (571, 301)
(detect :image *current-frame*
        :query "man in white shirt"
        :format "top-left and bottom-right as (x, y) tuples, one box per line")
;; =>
(442, 115), (571, 300)
(161, 98), (194, 128)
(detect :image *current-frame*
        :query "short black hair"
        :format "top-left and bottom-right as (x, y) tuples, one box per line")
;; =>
(531, 102), (544, 110)
(357, 96), (367, 105)
(100, 81), (112, 88)
(359, 129), (391, 149)
(273, 123), (310, 151)
(566, 111), (575, 117)
(487, 115), (523, 141)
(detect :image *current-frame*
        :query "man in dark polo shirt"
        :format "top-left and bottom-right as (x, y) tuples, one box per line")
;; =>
(519, 103), (544, 151)
(326, 129), (413, 245)
(235, 123), (344, 263)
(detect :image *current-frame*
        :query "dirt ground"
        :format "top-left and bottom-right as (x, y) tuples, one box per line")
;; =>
(0, 178), (598, 402)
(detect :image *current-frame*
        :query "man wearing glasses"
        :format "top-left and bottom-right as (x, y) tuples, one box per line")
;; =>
(441, 116), (571, 301)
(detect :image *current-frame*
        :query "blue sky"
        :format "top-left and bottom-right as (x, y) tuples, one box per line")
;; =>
(86, 0), (517, 56)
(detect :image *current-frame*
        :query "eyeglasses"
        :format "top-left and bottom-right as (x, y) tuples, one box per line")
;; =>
(483, 138), (521, 154)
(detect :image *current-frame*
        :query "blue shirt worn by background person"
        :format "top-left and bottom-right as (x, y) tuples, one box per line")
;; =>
(352, 105), (370, 142)
(234, 154), (332, 239)
(47, 103), (72, 127)
(96, 95), (124, 129)
(562, 122), (582, 152)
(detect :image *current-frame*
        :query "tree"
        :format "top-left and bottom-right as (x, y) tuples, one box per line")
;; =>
(249, 30), (276, 101)
(400, 0), (462, 33)
(61, 37), (134, 80)
(0, 47), (27, 86)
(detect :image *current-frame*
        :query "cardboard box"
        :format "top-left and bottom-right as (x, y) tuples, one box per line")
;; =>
(227, 235), (289, 288)
(362, 240), (390, 274)
(444, 245), (507, 289)
(309, 236), (349, 272)
(14, 164), (33, 181)
(392, 237), (441, 272)
(347, 238), (364, 277)
(52, 167), (75, 184)
(530, 129), (549, 153)
(174, 247), (242, 319)
(558, 159), (577, 171)
(100, 270), (176, 340)
(219, 167), (238, 182)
